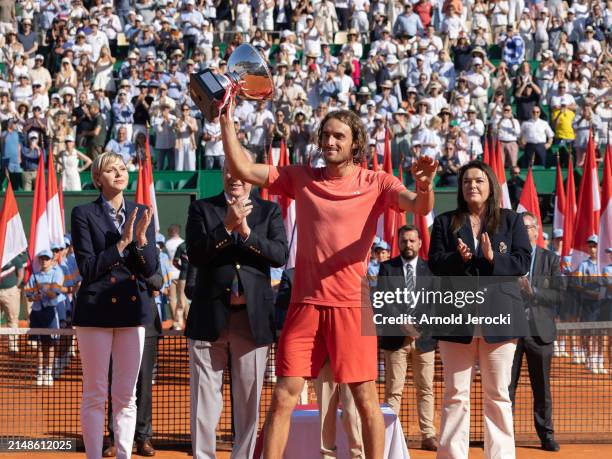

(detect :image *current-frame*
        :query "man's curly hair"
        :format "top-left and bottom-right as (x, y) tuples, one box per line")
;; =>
(317, 109), (367, 164)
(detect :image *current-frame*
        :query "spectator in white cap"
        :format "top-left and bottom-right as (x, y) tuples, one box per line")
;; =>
(21, 130), (44, 191)
(425, 82), (449, 116)
(87, 18), (110, 62)
(551, 229), (563, 256)
(465, 56), (490, 123)
(99, 4), (122, 48)
(55, 56), (78, 90)
(496, 104), (521, 167)
(579, 26), (603, 61)
(30, 81), (49, 113)
(29, 54), (52, 92)
(461, 105), (485, 159)
(58, 134), (92, 191)
(374, 80), (399, 117)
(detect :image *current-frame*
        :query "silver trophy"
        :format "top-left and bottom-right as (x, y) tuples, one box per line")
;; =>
(189, 44), (274, 122)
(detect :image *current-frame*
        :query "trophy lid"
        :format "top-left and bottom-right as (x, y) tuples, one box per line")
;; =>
(227, 44), (274, 101)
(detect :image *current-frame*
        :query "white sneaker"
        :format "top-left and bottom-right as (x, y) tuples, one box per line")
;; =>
(35, 368), (45, 386)
(44, 367), (54, 386)
(8, 337), (19, 353)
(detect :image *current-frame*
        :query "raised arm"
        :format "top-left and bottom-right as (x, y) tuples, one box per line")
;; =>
(398, 156), (437, 214)
(219, 98), (271, 187)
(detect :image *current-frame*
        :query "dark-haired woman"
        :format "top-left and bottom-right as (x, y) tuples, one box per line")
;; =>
(428, 160), (531, 459)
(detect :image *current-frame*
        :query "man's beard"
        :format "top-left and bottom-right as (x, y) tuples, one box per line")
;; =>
(401, 248), (417, 260)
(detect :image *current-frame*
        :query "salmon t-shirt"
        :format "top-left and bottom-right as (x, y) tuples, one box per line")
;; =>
(268, 165), (406, 307)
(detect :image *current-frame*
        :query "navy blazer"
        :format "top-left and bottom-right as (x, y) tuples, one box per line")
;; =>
(376, 256), (438, 353)
(525, 247), (562, 344)
(71, 196), (158, 327)
(428, 208), (531, 343)
(185, 192), (288, 345)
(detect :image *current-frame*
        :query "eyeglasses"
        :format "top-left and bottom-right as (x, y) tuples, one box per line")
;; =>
(503, 108), (511, 112)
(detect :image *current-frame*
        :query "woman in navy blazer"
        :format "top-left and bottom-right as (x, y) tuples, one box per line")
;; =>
(428, 160), (531, 459)
(71, 152), (156, 459)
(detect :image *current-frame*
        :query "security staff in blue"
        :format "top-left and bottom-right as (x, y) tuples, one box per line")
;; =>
(25, 249), (64, 387)
(71, 152), (157, 459)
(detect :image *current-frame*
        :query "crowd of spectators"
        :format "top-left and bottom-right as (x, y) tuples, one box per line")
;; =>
(0, 0), (610, 192)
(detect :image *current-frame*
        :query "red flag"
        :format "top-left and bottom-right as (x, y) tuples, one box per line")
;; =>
(379, 129), (397, 247)
(28, 152), (50, 275)
(388, 161), (409, 257)
(136, 132), (160, 232)
(570, 130), (601, 269)
(371, 144), (379, 171)
(46, 147), (64, 246)
(517, 167), (545, 247)
(0, 179), (28, 267)
(489, 136), (497, 171)
(553, 156), (566, 233)
(482, 133), (490, 165)
(135, 156), (147, 205)
(259, 143), (274, 201)
(597, 144), (611, 269)
(58, 176), (65, 231)
(276, 139), (297, 269)
(413, 203), (434, 261)
(492, 138), (512, 208)
(561, 154), (577, 267)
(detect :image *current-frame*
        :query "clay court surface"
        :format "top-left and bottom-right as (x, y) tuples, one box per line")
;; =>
(1, 444), (612, 458)
(1, 331), (611, 457)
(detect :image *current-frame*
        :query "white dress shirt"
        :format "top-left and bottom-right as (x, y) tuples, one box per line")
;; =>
(520, 118), (554, 144)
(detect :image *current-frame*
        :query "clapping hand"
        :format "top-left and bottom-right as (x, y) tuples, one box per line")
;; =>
(134, 207), (153, 247)
(118, 207), (152, 253)
(481, 232), (494, 263)
(224, 198), (253, 234)
(457, 238), (473, 262)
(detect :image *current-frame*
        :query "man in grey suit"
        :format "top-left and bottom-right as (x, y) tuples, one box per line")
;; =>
(185, 152), (289, 459)
(509, 212), (561, 452)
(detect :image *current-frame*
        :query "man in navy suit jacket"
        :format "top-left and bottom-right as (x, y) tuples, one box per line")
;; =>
(185, 152), (288, 459)
(376, 224), (439, 451)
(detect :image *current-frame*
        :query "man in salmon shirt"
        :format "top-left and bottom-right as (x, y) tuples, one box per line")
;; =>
(219, 100), (437, 459)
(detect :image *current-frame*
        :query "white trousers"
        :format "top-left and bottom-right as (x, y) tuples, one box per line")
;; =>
(437, 338), (517, 459)
(76, 326), (145, 459)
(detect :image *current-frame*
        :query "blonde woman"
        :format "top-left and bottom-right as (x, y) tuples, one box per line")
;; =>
(93, 46), (116, 94)
(58, 135), (92, 191)
(174, 104), (198, 171)
(48, 109), (74, 161)
(55, 57), (78, 91)
(71, 152), (156, 459)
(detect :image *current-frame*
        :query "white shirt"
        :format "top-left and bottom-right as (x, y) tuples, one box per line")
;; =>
(165, 236), (184, 280)
(550, 93), (575, 109)
(87, 30), (109, 62)
(203, 120), (224, 156)
(461, 118), (485, 156)
(497, 117), (521, 142)
(521, 118), (554, 144)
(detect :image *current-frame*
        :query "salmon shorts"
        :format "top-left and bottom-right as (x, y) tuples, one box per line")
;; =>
(275, 303), (378, 383)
